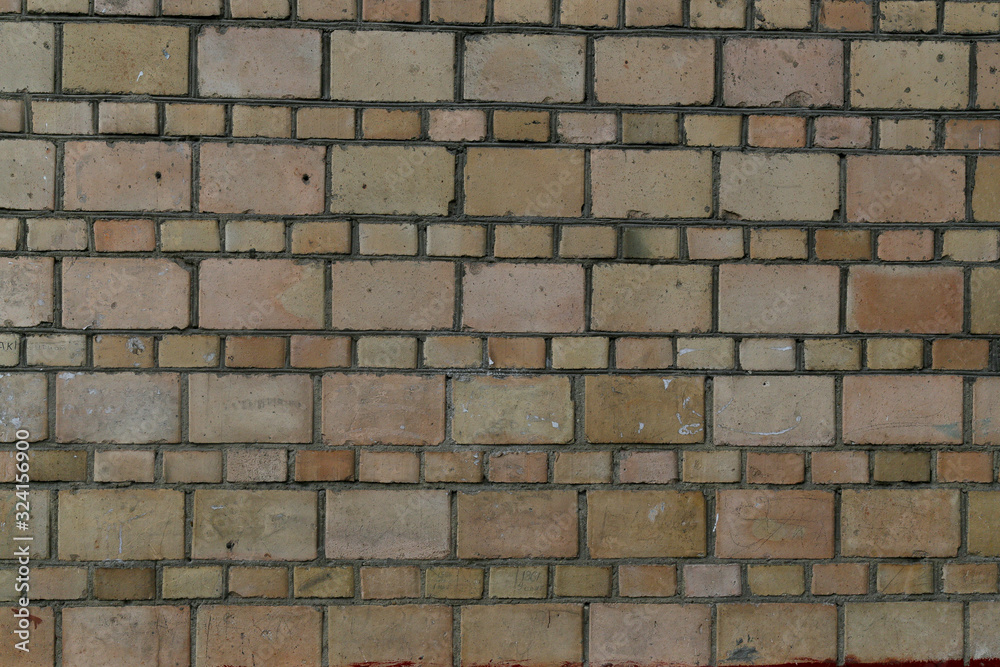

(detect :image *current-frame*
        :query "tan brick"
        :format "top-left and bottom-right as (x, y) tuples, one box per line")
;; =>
(465, 34), (584, 102)
(718, 604), (837, 663)
(748, 114), (807, 147)
(329, 605), (452, 667)
(851, 40), (969, 108)
(554, 565), (612, 597)
(196, 606), (321, 666)
(591, 149), (712, 218)
(327, 489), (450, 558)
(619, 451), (678, 484)
(747, 452), (806, 485)
(25, 218), (87, 252)
(58, 489), (183, 560)
(428, 109), (486, 141)
(298, 0), (352, 18)
(331, 145), (454, 215)
(880, 0), (937, 32)
(589, 490), (706, 558)
(812, 450), (869, 484)
(494, 0), (551, 22)
(192, 490), (316, 561)
(845, 602), (963, 662)
(843, 374), (963, 445)
(978, 42), (1000, 109)
(847, 155), (965, 222)
(596, 37), (715, 104)
(296, 107), (354, 140)
(332, 30), (454, 101)
(489, 565), (547, 598)
(94, 567), (156, 600)
(557, 112), (616, 143)
(585, 375), (704, 444)
(452, 375), (573, 444)
(461, 604), (582, 666)
(359, 451), (420, 483)
(719, 264), (840, 334)
(431, 0), (486, 22)
(724, 38), (843, 106)
(0, 258), (53, 327)
(0, 607), (52, 666)
(714, 376), (835, 446)
(32, 566), (88, 600)
(495, 108), (550, 141)
(590, 604), (711, 665)
(62, 607), (189, 667)
(293, 566), (353, 598)
(683, 450), (741, 483)
(720, 152), (840, 221)
(189, 373), (313, 443)
(842, 489), (960, 557)
(691, 0), (745, 27)
(592, 264), (712, 333)
(56, 372), (180, 443)
(361, 565), (421, 598)
(356, 335), (417, 368)
(943, 563), (998, 594)
(465, 147), (584, 217)
(0, 140), (56, 210)
(229, 565), (288, 598)
(619, 564), (678, 597)
(426, 567), (484, 599)
(294, 450), (354, 482)
(164, 450), (222, 483)
(62, 258), (189, 329)
(463, 262), (584, 333)
(330, 260), (454, 330)
(969, 491), (1000, 556)
(227, 448), (288, 483)
(94, 449), (155, 482)
(93, 219), (155, 252)
(877, 562), (933, 594)
(815, 115), (872, 148)
(197, 27), (319, 97)
(21, 450), (85, 481)
(716, 490), (834, 559)
(553, 451), (612, 484)
(739, 337), (796, 371)
(849, 265), (964, 334)
(63, 24), (187, 94)
(812, 563), (869, 595)
(458, 490), (577, 558)
(0, 23), (54, 93)
(683, 563), (741, 596)
(0, 489), (48, 558)
(200, 143), (325, 214)
(64, 141), (191, 212)
(165, 103), (225, 135)
(200, 258), (324, 329)
(488, 451), (547, 483)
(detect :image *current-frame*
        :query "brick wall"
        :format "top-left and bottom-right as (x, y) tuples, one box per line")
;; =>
(1, 0), (999, 664)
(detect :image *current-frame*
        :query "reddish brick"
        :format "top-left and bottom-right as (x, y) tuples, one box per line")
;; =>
(715, 490), (835, 559)
(590, 604), (711, 665)
(812, 450), (869, 484)
(747, 452), (806, 484)
(487, 336), (546, 369)
(847, 155), (966, 222)
(847, 266), (964, 334)
(488, 451), (547, 483)
(62, 258), (189, 329)
(458, 490), (577, 558)
(322, 373), (445, 445)
(814, 115), (872, 148)
(812, 563), (869, 595)
(63, 606), (189, 667)
(843, 374), (963, 445)
(196, 606), (321, 666)
(842, 489), (960, 557)
(199, 259), (324, 329)
(595, 37), (715, 104)
(63, 141), (190, 212)
(619, 451), (679, 484)
(939, 451), (993, 482)
(724, 38), (844, 106)
(585, 375), (705, 444)
(93, 219), (155, 252)
(331, 260), (455, 330)
(295, 450), (354, 481)
(463, 262), (585, 333)
(199, 143), (325, 214)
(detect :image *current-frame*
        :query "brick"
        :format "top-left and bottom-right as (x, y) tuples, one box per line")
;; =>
(939, 451), (993, 482)
(424, 336), (482, 368)
(453, 375), (574, 444)
(426, 568), (484, 599)
(431, 0), (487, 22)
(867, 337), (923, 370)
(683, 450), (741, 483)
(848, 266), (964, 333)
(293, 566), (353, 598)
(842, 489), (960, 557)
(816, 229), (871, 260)
(295, 450), (354, 482)
(943, 228), (1000, 263)
(229, 566), (288, 598)
(748, 115), (807, 147)
(592, 264), (712, 333)
(225, 219), (285, 253)
(159, 335), (219, 368)
(714, 376), (834, 446)
(98, 102), (156, 134)
(26, 218), (87, 251)
(63, 24), (186, 94)
(0, 258), (53, 326)
(844, 374), (963, 444)
(724, 38), (843, 107)
(490, 565), (548, 598)
(25, 450), (86, 481)
(851, 41), (969, 108)
(0, 140), (56, 210)
(881, 0), (937, 32)
(975, 157), (1000, 221)
(425, 451), (483, 483)
(164, 450), (222, 483)
(356, 335), (417, 368)
(63, 258), (189, 329)
(720, 152), (840, 221)
(428, 109), (487, 141)
(0, 489), (48, 558)
(933, 337), (989, 370)
(56, 372), (180, 443)
(554, 565), (611, 597)
(465, 34), (584, 103)
(815, 115), (872, 148)
(590, 604), (711, 665)
(330, 606), (452, 667)
(63, 607), (189, 667)
(756, 0), (812, 27)
(93, 219), (155, 252)
(750, 228), (809, 260)
(626, 0), (683, 25)
(58, 489), (183, 560)
(821, 0), (873, 30)
(690, 0), (746, 27)
(945, 118), (1000, 149)
(227, 448), (288, 482)
(716, 490), (834, 559)
(589, 490), (706, 558)
(845, 602), (963, 662)
(494, 109), (549, 141)
(94, 567), (155, 600)
(0, 607), (51, 665)
(978, 43), (1000, 109)
(327, 489), (450, 558)
(164, 103), (225, 136)
(553, 451), (612, 484)
(296, 107), (354, 139)
(461, 605), (582, 666)
(684, 564), (741, 597)
(739, 337), (796, 371)
(160, 219), (219, 252)
(332, 30), (454, 101)
(622, 112), (680, 145)
(718, 604), (837, 663)
(290, 221), (351, 255)
(331, 145), (454, 215)
(494, 0), (552, 22)
(557, 112), (616, 143)
(494, 224), (554, 257)
(458, 490), (577, 557)
(33, 567), (88, 600)
(0, 101), (20, 134)
(812, 450), (869, 484)
(192, 490), (315, 561)
(188, 373), (313, 443)
(200, 143), (325, 214)
(747, 452), (806, 484)
(618, 451), (678, 483)
(880, 118), (936, 149)
(970, 491), (1000, 555)
(64, 141), (191, 212)
(595, 37), (715, 105)
(488, 451), (547, 483)
(32, 100), (92, 135)
(333, 261), (454, 331)
(943, 563), (998, 594)
(359, 451), (420, 483)
(586, 375), (704, 444)
(877, 562), (933, 594)
(362, 109), (421, 140)
(0, 24), (54, 93)
(94, 450), (155, 482)
(973, 267), (1000, 333)
(619, 564), (677, 597)
(676, 337), (734, 369)
(465, 147), (584, 217)
(485, 337), (541, 369)
(591, 149), (712, 218)
(812, 563), (869, 595)
(972, 602), (1000, 659)
(298, 0), (352, 18)
(361, 566), (421, 598)
(974, 377), (1000, 444)
(196, 606), (321, 666)
(463, 262), (584, 333)
(719, 264), (840, 334)
(687, 227), (743, 260)
(200, 258), (324, 329)
(197, 27), (319, 98)
(847, 155), (965, 222)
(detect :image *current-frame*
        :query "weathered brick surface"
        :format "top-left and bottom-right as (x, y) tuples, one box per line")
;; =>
(716, 490), (835, 558)
(323, 372), (445, 444)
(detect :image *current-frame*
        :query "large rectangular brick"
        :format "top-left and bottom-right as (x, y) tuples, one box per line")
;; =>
(974, 155), (1000, 221)
(196, 606), (322, 667)
(0, 23), (54, 93)
(56, 372), (180, 443)
(63, 24), (188, 94)
(969, 491), (1000, 556)
(62, 606), (189, 667)
(0, 373), (48, 442)
(465, 147), (584, 217)
(458, 490), (577, 558)
(452, 375), (574, 444)
(62, 258), (189, 329)
(198, 27), (320, 97)
(847, 265), (963, 333)
(460, 604), (583, 667)
(0, 490), (48, 558)
(329, 605), (452, 667)
(719, 264), (840, 334)
(974, 377), (1000, 444)
(718, 604), (837, 664)
(851, 41), (969, 108)
(588, 490), (706, 558)
(595, 36), (715, 104)
(192, 490), (317, 561)
(322, 373), (445, 445)
(465, 34), (585, 102)
(724, 38), (844, 106)
(845, 602), (963, 663)
(973, 267), (1000, 333)
(714, 376), (835, 446)
(847, 155), (965, 222)
(199, 258), (325, 329)
(720, 152), (840, 221)
(0, 140), (55, 210)
(330, 260), (454, 330)
(591, 264), (712, 332)
(0, 257), (53, 326)
(63, 141), (190, 212)
(330, 145), (454, 215)
(843, 374), (963, 445)
(326, 489), (449, 559)
(585, 375), (705, 444)
(0, 607), (52, 666)
(716, 490), (835, 559)
(332, 30), (454, 101)
(591, 149), (712, 218)
(199, 143), (325, 214)
(462, 263), (585, 333)
(58, 489), (184, 560)
(189, 373), (313, 443)
(842, 489), (960, 557)
(590, 604), (711, 666)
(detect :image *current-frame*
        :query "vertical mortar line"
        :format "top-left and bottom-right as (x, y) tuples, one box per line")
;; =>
(970, 41), (978, 111)
(321, 29), (331, 100)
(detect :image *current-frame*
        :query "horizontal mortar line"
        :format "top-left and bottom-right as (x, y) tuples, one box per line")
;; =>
(8, 368), (1000, 377)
